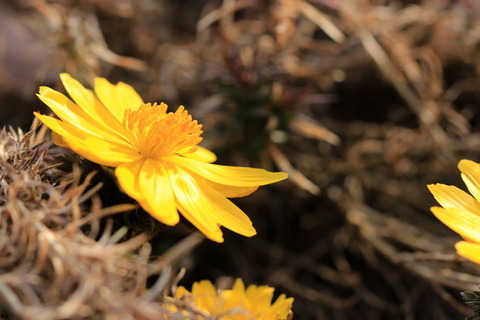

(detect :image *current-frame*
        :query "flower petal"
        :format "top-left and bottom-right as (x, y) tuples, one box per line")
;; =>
(220, 279), (246, 312)
(168, 168), (223, 242)
(267, 294), (294, 320)
(174, 156), (288, 187)
(181, 146), (217, 163)
(137, 159), (179, 225)
(455, 241), (480, 265)
(168, 165), (257, 242)
(246, 285), (274, 312)
(191, 280), (217, 314)
(174, 286), (190, 299)
(427, 184), (480, 215)
(59, 73), (125, 134)
(232, 279), (246, 295)
(115, 158), (146, 201)
(70, 136), (140, 167)
(175, 279), (293, 320)
(199, 182), (257, 237)
(94, 77), (144, 123)
(35, 113), (140, 167)
(187, 170), (258, 198)
(206, 180), (258, 198)
(51, 132), (68, 148)
(430, 206), (480, 243)
(459, 159), (480, 201)
(38, 87), (128, 144)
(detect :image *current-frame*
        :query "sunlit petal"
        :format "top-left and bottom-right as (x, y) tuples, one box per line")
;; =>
(174, 286), (190, 299)
(455, 241), (480, 265)
(268, 294), (295, 319)
(459, 159), (480, 201)
(94, 77), (143, 123)
(200, 184), (257, 236)
(246, 285), (275, 312)
(427, 184), (480, 215)
(60, 73), (125, 134)
(51, 132), (68, 148)
(174, 156), (288, 187)
(191, 280), (217, 314)
(72, 135), (141, 167)
(187, 169), (258, 197)
(115, 158), (146, 201)
(206, 180), (258, 198)
(35, 113), (140, 167)
(137, 159), (179, 225)
(430, 206), (480, 243)
(172, 279), (294, 320)
(168, 166), (255, 242)
(38, 87), (127, 144)
(168, 167), (224, 242)
(181, 146), (217, 163)
(168, 165), (256, 240)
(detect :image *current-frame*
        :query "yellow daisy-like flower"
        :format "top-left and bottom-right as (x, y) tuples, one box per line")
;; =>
(428, 159), (480, 265)
(175, 279), (294, 320)
(34, 73), (287, 242)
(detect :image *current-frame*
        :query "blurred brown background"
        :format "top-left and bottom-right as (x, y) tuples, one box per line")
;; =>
(3, 0), (480, 319)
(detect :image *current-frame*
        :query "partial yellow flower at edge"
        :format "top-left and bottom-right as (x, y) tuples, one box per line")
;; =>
(428, 159), (480, 264)
(456, 241), (480, 265)
(175, 279), (294, 320)
(35, 73), (288, 242)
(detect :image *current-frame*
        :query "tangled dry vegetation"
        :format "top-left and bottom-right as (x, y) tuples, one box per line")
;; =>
(0, 123), (212, 319)
(3, 0), (480, 319)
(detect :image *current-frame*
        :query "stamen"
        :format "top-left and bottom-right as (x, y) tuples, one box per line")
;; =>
(123, 103), (203, 159)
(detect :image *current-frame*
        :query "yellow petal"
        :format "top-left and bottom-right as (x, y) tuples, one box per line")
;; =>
(59, 73), (125, 134)
(35, 113), (87, 140)
(168, 165), (257, 242)
(459, 159), (480, 201)
(431, 206), (480, 243)
(206, 180), (258, 198)
(171, 179), (223, 242)
(94, 77), (144, 123)
(266, 294), (294, 320)
(187, 170), (258, 197)
(168, 170), (223, 242)
(115, 158), (146, 201)
(191, 280), (217, 314)
(455, 241), (480, 265)
(174, 156), (288, 187)
(199, 181), (257, 236)
(233, 279), (246, 295)
(51, 132), (68, 148)
(221, 279), (246, 311)
(72, 136), (141, 167)
(174, 286), (190, 299)
(246, 285), (274, 312)
(427, 184), (480, 215)
(181, 146), (217, 163)
(38, 87), (127, 144)
(35, 113), (140, 167)
(116, 159), (180, 226)
(137, 159), (179, 225)
(171, 164), (256, 237)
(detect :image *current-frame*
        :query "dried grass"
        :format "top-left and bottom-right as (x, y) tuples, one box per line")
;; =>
(0, 122), (205, 319)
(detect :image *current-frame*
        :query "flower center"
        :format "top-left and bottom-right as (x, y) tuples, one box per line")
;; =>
(123, 103), (203, 159)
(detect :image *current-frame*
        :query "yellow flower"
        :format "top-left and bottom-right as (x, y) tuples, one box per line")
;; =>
(428, 159), (480, 264)
(34, 73), (287, 242)
(175, 279), (294, 320)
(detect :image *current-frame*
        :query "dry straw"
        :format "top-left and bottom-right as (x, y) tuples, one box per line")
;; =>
(0, 121), (204, 320)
